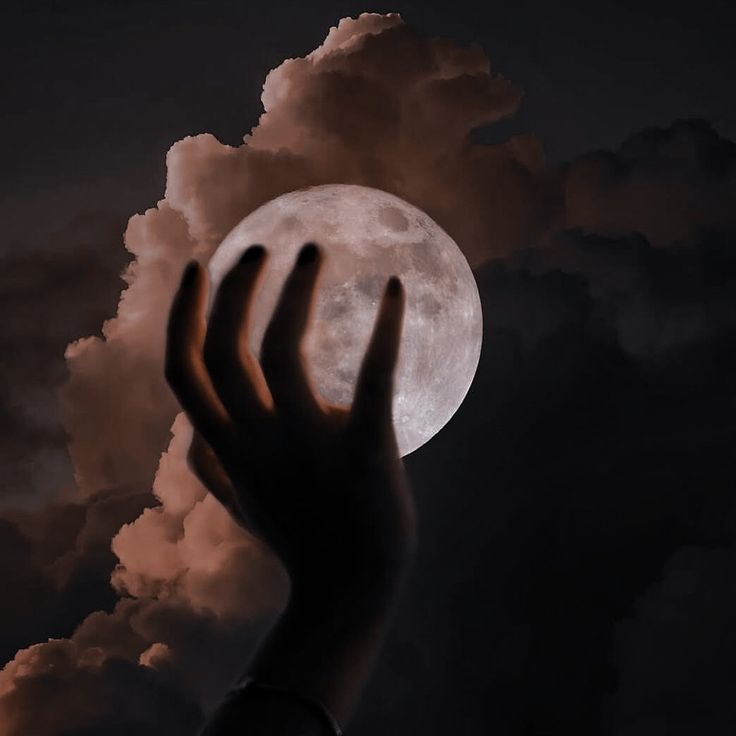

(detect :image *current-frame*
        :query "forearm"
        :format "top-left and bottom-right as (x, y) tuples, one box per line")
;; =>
(200, 575), (403, 736)
(247, 572), (405, 725)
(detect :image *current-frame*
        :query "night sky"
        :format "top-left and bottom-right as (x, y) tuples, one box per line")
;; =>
(5, 0), (735, 245)
(2, 1), (736, 734)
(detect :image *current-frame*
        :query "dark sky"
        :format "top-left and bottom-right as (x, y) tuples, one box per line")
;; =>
(3, 2), (736, 735)
(3, 0), (735, 248)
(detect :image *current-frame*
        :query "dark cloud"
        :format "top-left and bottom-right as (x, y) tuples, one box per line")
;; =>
(351, 226), (736, 735)
(564, 119), (736, 246)
(0, 488), (154, 666)
(606, 544), (736, 734)
(0, 213), (129, 506)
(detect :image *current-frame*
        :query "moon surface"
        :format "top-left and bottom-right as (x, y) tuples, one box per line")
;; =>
(207, 184), (482, 456)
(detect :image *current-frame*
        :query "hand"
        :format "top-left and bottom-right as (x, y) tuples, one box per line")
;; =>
(165, 243), (415, 723)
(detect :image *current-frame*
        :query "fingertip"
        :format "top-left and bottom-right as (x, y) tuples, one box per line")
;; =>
(386, 275), (403, 298)
(181, 260), (199, 286)
(296, 242), (320, 266)
(239, 244), (266, 265)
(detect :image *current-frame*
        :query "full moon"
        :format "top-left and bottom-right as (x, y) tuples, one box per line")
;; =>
(207, 184), (482, 456)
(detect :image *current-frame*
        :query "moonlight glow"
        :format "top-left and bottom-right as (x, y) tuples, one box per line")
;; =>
(208, 184), (482, 456)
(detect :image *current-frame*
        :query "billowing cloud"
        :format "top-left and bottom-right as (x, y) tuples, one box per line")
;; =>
(0, 17), (551, 730)
(163, 12), (548, 264)
(110, 414), (287, 622)
(58, 11), (548, 507)
(0, 633), (203, 736)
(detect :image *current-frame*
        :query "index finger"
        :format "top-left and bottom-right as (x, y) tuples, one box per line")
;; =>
(165, 262), (233, 452)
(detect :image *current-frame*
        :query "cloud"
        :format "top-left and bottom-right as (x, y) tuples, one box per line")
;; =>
(605, 544), (736, 735)
(1, 13), (555, 731)
(510, 226), (736, 359)
(110, 413), (287, 623)
(0, 212), (129, 507)
(0, 635), (203, 736)
(0, 488), (154, 666)
(0, 16), (552, 729)
(163, 13), (549, 265)
(360, 226), (736, 733)
(564, 119), (736, 247)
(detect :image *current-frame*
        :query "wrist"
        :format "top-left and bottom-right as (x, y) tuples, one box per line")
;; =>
(247, 560), (409, 724)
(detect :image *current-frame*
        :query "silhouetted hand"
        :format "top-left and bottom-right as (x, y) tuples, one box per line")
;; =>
(165, 243), (415, 727)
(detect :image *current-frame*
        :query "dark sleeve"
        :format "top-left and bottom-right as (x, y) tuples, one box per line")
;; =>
(199, 682), (342, 736)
